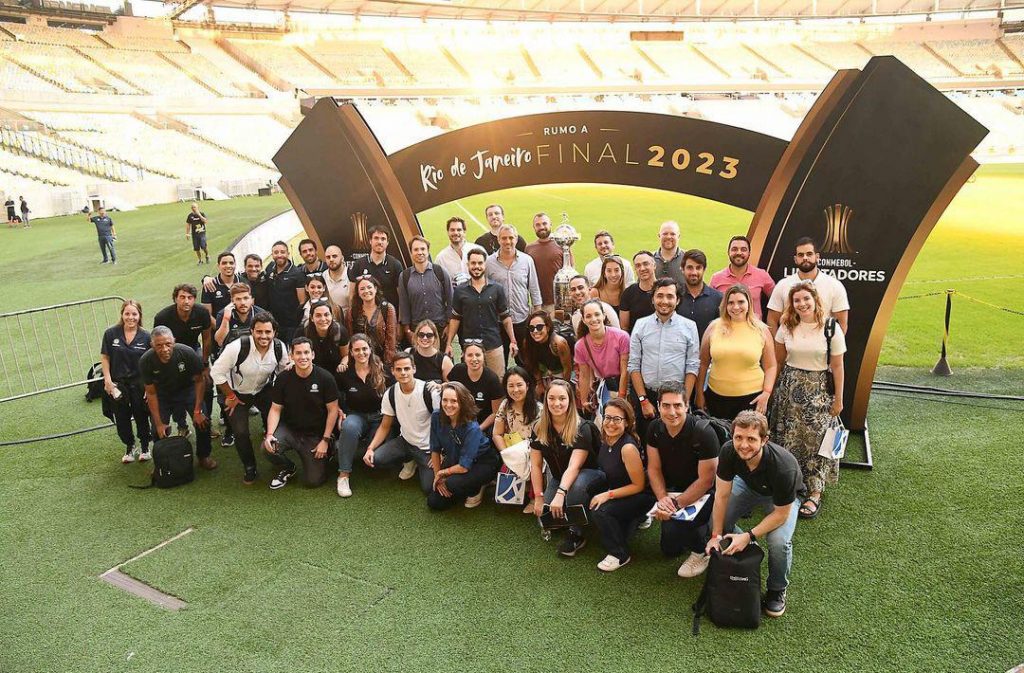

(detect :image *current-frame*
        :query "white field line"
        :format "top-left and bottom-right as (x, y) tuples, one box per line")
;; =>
(454, 201), (488, 232)
(101, 526), (195, 576)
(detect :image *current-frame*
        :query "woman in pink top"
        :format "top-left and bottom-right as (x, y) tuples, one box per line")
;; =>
(574, 299), (631, 417)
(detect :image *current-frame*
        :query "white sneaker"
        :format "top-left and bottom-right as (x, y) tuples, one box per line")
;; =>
(398, 460), (417, 480)
(464, 486), (485, 508)
(336, 476), (352, 498)
(138, 450), (151, 462)
(121, 447), (136, 464)
(638, 515), (653, 530)
(597, 555), (631, 572)
(677, 552), (710, 578)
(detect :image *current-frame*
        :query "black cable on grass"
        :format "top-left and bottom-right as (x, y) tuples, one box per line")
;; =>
(873, 381), (1024, 402)
(872, 390), (1024, 413)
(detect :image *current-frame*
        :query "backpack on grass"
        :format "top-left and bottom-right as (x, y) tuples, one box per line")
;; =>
(692, 541), (764, 634)
(85, 362), (104, 402)
(131, 436), (195, 489)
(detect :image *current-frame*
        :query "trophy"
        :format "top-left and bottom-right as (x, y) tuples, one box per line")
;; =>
(350, 211), (370, 255)
(551, 212), (581, 319)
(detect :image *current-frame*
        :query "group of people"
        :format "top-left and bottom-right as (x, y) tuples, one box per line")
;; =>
(5, 195), (30, 228)
(98, 202), (853, 619)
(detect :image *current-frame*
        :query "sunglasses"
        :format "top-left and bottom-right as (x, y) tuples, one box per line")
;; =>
(528, 324), (546, 333)
(416, 332), (435, 340)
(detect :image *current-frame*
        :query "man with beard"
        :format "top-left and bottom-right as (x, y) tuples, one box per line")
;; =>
(678, 249), (723, 340)
(264, 240), (307, 341)
(584, 230), (635, 287)
(434, 217), (470, 283)
(242, 254), (270, 310)
(297, 238), (328, 279)
(347, 225), (404, 308)
(473, 204), (527, 256)
(446, 248), (518, 376)
(710, 235), (775, 321)
(398, 235), (452, 344)
(213, 283), (262, 349)
(654, 220), (686, 288)
(628, 278), (700, 439)
(211, 312), (290, 485)
(525, 212), (573, 314)
(619, 250), (659, 333)
(567, 275), (619, 332)
(323, 244), (351, 312)
(766, 236), (850, 335)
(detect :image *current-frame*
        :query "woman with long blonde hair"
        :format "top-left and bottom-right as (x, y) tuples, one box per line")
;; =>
(695, 284), (777, 420)
(529, 379), (604, 558)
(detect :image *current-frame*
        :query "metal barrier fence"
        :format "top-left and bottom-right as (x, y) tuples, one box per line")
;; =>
(1, 296), (124, 445)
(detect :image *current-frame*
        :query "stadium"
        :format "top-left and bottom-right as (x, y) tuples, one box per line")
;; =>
(0, 0), (1022, 669)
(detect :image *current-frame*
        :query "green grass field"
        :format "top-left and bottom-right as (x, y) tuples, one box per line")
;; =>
(1, 168), (1022, 673)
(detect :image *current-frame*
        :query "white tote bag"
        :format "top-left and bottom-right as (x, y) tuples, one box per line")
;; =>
(817, 416), (849, 460)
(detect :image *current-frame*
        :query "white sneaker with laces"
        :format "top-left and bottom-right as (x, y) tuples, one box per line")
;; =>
(677, 552), (710, 578)
(138, 450), (151, 462)
(121, 447), (136, 464)
(597, 555), (631, 572)
(638, 515), (653, 530)
(464, 486), (485, 508)
(398, 460), (417, 480)
(336, 476), (352, 498)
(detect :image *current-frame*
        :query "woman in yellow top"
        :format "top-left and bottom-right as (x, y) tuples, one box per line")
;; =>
(695, 284), (777, 420)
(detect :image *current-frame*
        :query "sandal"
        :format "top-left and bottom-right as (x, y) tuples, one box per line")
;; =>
(799, 495), (821, 519)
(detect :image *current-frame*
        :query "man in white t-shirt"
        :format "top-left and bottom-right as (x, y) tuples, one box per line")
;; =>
(323, 245), (351, 312)
(767, 237), (850, 335)
(568, 274), (620, 332)
(434, 216), (469, 284)
(584, 230), (636, 287)
(363, 352), (440, 494)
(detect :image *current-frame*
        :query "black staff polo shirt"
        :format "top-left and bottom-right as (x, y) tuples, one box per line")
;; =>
(645, 415), (720, 493)
(347, 254), (404, 307)
(153, 304), (212, 350)
(272, 366), (339, 435)
(264, 262), (305, 329)
(139, 344), (204, 397)
(717, 440), (803, 507)
(100, 325), (151, 382)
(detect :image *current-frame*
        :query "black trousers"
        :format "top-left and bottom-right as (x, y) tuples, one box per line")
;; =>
(426, 452), (501, 511)
(227, 387), (273, 471)
(111, 381), (151, 449)
(590, 492), (656, 562)
(501, 320), (529, 370)
(704, 387), (759, 422)
(630, 388), (661, 443)
(659, 495), (714, 557)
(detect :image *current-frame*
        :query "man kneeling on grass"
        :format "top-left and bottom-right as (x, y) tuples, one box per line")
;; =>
(704, 410), (802, 618)
(262, 338), (339, 490)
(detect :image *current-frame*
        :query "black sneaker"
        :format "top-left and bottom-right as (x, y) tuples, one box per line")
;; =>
(557, 533), (587, 558)
(763, 589), (787, 618)
(243, 466), (257, 485)
(221, 430), (235, 447)
(269, 468), (295, 490)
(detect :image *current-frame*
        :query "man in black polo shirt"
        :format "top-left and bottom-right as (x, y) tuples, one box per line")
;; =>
(214, 283), (262, 349)
(678, 249), (724, 341)
(201, 252), (240, 317)
(297, 238), (328, 279)
(242, 254), (269, 310)
(646, 383), (720, 579)
(140, 326), (216, 470)
(153, 283), (214, 360)
(473, 204), (527, 255)
(264, 240), (306, 342)
(347, 225), (404, 308)
(706, 410), (802, 618)
(444, 247), (518, 376)
(262, 337), (339, 490)
(185, 203), (209, 265)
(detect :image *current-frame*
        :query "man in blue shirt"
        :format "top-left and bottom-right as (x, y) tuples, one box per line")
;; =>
(88, 207), (117, 265)
(628, 278), (700, 438)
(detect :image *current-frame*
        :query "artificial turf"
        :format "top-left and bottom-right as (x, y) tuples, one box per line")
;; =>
(1, 175), (1022, 672)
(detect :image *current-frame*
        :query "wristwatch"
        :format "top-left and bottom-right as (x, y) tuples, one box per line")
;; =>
(637, 395), (647, 403)
(747, 530), (758, 543)
(321, 436), (332, 443)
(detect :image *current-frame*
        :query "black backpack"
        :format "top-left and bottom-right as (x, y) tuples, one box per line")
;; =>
(387, 381), (435, 413)
(85, 362), (104, 402)
(233, 336), (285, 386)
(133, 435), (195, 489)
(692, 541), (764, 634)
(690, 408), (733, 446)
(552, 319), (576, 354)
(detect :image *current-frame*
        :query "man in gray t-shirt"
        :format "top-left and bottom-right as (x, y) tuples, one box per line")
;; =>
(88, 206), (118, 265)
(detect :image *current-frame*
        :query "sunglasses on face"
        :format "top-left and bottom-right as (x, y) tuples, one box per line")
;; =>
(528, 324), (546, 333)
(416, 332), (435, 340)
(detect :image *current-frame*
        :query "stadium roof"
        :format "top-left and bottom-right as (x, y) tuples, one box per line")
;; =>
(172, 0), (1024, 21)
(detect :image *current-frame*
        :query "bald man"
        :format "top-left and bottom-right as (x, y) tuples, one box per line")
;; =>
(654, 220), (686, 288)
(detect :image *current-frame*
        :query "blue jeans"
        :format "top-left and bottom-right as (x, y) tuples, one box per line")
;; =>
(723, 476), (799, 592)
(337, 411), (382, 474)
(372, 435), (434, 494)
(98, 235), (116, 262)
(543, 468), (606, 536)
(156, 386), (211, 458)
